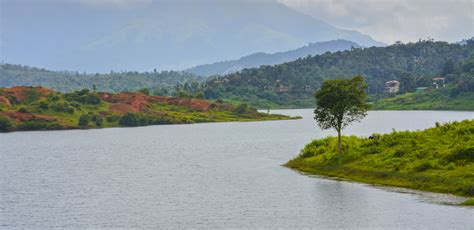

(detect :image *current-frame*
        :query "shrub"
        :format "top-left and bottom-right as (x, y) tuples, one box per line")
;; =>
(106, 115), (120, 122)
(95, 116), (104, 127)
(446, 147), (474, 163)
(24, 88), (41, 103)
(0, 116), (15, 132)
(118, 113), (141, 126)
(195, 92), (204, 99)
(65, 90), (101, 105)
(138, 88), (150, 96)
(234, 103), (249, 114)
(39, 101), (49, 110)
(17, 120), (51, 130)
(50, 102), (75, 114)
(413, 161), (433, 172)
(17, 107), (28, 113)
(47, 94), (60, 102)
(78, 114), (90, 127)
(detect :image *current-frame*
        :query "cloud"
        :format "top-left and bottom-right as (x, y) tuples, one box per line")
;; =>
(278, 0), (474, 44)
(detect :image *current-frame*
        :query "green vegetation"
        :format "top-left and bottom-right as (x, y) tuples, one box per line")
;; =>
(202, 40), (474, 108)
(0, 64), (203, 93)
(285, 120), (474, 197)
(314, 76), (369, 153)
(3, 40), (473, 110)
(0, 86), (295, 132)
(372, 54), (474, 110)
(371, 89), (474, 110)
(462, 199), (474, 206)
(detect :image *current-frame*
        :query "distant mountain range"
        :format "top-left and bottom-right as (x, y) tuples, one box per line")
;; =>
(1, 0), (384, 73)
(185, 39), (361, 76)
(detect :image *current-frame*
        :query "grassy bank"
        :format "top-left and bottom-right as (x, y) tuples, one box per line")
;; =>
(285, 120), (474, 200)
(371, 88), (474, 111)
(0, 86), (297, 132)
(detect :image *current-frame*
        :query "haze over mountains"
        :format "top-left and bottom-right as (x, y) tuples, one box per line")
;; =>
(185, 39), (361, 76)
(1, 0), (383, 73)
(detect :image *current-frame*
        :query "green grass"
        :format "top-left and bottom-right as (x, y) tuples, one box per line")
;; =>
(372, 88), (474, 111)
(285, 120), (474, 198)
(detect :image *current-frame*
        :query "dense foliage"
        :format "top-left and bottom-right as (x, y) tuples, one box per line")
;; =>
(372, 55), (474, 110)
(0, 64), (204, 93)
(201, 40), (474, 108)
(286, 120), (474, 197)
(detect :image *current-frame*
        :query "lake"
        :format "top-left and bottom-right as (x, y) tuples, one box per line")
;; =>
(1, 110), (473, 229)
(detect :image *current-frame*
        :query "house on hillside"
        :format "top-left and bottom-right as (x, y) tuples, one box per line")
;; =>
(432, 77), (445, 89)
(384, 80), (400, 94)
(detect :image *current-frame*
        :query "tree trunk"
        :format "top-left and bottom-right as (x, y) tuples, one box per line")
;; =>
(337, 129), (342, 154)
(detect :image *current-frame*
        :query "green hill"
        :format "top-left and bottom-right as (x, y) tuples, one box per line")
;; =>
(202, 40), (474, 108)
(285, 120), (474, 199)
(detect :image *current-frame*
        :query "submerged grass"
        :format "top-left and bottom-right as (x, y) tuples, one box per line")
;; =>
(285, 120), (474, 197)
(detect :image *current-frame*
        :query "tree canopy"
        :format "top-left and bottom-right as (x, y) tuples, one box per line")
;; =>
(314, 76), (369, 153)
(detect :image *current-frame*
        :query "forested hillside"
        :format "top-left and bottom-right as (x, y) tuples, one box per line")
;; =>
(371, 54), (474, 110)
(186, 40), (361, 77)
(0, 64), (203, 93)
(201, 40), (474, 108)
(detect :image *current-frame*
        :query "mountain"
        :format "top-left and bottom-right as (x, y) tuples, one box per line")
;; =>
(1, 0), (384, 73)
(201, 40), (474, 108)
(185, 40), (361, 76)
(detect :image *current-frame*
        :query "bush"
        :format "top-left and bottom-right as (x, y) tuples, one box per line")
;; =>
(65, 90), (101, 105)
(39, 101), (49, 110)
(17, 107), (28, 113)
(50, 102), (75, 114)
(118, 113), (175, 127)
(138, 88), (150, 96)
(78, 114), (90, 127)
(106, 115), (120, 122)
(446, 147), (474, 162)
(234, 103), (249, 114)
(413, 161), (433, 172)
(195, 92), (204, 99)
(17, 120), (51, 131)
(0, 116), (15, 132)
(24, 88), (41, 103)
(118, 113), (141, 126)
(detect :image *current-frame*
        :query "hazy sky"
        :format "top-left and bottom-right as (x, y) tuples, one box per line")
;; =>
(65, 0), (473, 44)
(3, 0), (472, 44)
(278, 0), (474, 43)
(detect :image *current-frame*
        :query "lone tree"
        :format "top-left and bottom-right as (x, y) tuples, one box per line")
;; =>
(314, 76), (369, 153)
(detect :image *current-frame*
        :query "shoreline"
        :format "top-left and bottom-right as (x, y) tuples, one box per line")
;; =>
(284, 164), (474, 206)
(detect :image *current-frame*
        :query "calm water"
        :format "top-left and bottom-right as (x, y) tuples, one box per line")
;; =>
(1, 110), (473, 229)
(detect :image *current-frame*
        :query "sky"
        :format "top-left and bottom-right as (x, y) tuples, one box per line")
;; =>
(2, 0), (472, 44)
(64, 0), (474, 44)
(278, 0), (474, 44)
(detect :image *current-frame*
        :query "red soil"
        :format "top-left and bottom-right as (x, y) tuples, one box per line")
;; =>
(0, 86), (52, 103)
(99, 92), (213, 113)
(0, 96), (11, 107)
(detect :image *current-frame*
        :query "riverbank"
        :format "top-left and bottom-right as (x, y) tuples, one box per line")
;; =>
(0, 86), (297, 132)
(285, 120), (474, 204)
(370, 89), (474, 111)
